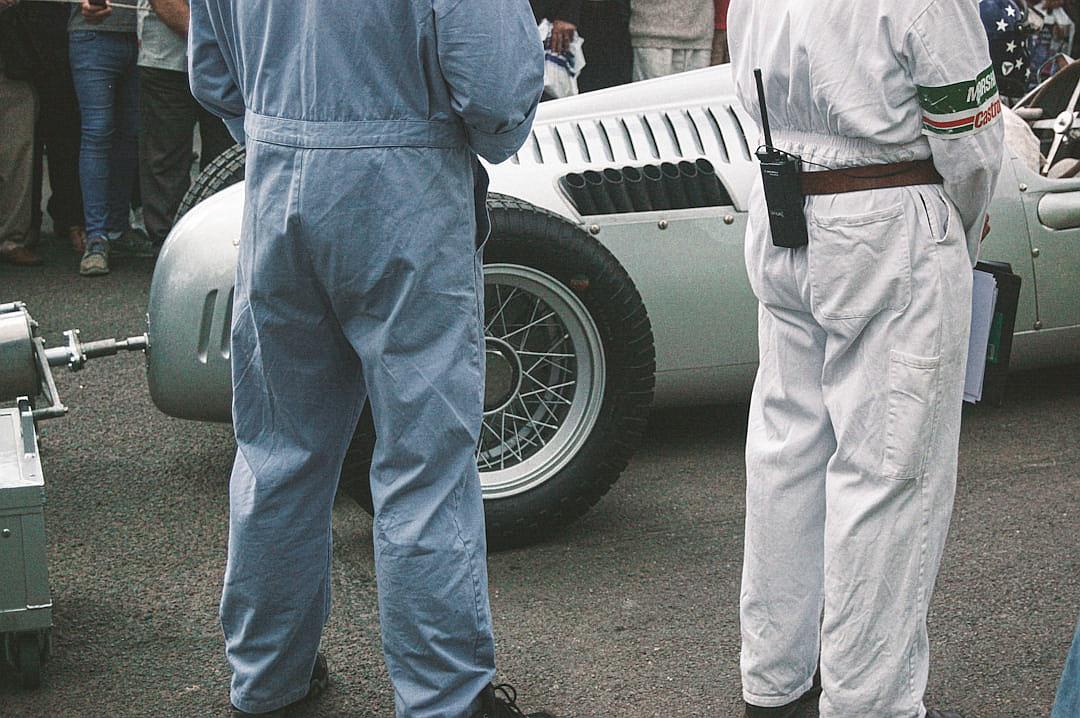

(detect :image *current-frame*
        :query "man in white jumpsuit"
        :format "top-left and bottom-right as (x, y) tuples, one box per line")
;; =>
(727, 1), (1003, 716)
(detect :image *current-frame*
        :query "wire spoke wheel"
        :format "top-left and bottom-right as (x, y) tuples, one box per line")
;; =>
(477, 264), (606, 498)
(339, 196), (655, 548)
(179, 154), (656, 547)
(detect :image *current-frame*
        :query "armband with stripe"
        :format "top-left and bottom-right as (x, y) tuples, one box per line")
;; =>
(918, 65), (1002, 138)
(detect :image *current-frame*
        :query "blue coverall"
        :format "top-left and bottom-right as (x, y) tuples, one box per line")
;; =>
(188, 2), (543, 715)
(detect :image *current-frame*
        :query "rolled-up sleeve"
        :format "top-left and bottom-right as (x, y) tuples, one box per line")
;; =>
(434, 0), (545, 163)
(906, 0), (1004, 263)
(188, 0), (246, 144)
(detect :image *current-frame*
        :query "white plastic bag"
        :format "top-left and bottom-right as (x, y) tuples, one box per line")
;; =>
(538, 19), (586, 99)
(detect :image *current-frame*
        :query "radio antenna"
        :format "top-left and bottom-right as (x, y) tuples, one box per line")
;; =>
(754, 69), (773, 150)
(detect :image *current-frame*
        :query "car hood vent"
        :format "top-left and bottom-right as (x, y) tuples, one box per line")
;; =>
(510, 104), (755, 168)
(558, 159), (733, 216)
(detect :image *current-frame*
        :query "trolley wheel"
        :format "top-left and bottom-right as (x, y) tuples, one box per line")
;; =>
(17, 633), (41, 689)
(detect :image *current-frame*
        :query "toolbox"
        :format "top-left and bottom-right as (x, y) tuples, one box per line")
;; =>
(0, 402), (51, 688)
(0, 301), (148, 689)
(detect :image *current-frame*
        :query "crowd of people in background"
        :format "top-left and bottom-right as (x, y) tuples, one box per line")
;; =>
(9, 0), (1080, 275)
(529, 0), (729, 90)
(0, 0), (229, 276)
(0, 0), (732, 275)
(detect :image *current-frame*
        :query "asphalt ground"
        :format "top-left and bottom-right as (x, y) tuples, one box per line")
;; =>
(1, 235), (1078, 717)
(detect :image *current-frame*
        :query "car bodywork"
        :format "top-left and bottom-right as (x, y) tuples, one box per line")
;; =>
(147, 65), (1080, 422)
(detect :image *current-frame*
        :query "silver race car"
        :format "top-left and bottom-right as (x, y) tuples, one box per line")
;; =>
(147, 65), (1080, 547)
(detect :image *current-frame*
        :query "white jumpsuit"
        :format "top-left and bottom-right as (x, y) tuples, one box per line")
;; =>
(727, 1), (1004, 716)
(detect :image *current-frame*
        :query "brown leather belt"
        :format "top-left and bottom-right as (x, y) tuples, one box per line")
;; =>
(800, 159), (942, 196)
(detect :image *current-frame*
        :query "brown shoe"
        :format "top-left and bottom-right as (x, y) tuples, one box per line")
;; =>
(24, 227), (42, 248)
(68, 225), (87, 253)
(0, 245), (44, 266)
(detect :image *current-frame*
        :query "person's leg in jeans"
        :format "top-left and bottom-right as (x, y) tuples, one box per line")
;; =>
(71, 30), (120, 242)
(70, 29), (139, 273)
(1051, 612), (1080, 718)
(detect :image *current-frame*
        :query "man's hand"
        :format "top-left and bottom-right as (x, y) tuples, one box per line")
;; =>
(981, 215), (991, 242)
(148, 0), (190, 39)
(548, 19), (576, 55)
(81, 0), (112, 23)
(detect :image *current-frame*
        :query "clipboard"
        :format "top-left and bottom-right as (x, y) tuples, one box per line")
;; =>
(972, 261), (1022, 406)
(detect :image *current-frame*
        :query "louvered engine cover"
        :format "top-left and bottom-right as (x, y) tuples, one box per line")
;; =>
(486, 65), (760, 219)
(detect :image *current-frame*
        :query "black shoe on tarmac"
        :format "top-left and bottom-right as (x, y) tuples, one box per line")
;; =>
(230, 653), (328, 716)
(471, 683), (558, 718)
(745, 702), (806, 718)
(745, 671), (822, 718)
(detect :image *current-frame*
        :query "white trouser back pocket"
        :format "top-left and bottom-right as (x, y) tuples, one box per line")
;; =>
(807, 203), (911, 320)
(883, 349), (941, 480)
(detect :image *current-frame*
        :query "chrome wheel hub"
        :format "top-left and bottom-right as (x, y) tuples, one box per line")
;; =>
(477, 263), (606, 499)
(484, 338), (522, 414)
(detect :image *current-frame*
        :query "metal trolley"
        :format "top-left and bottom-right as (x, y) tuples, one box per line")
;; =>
(0, 302), (146, 688)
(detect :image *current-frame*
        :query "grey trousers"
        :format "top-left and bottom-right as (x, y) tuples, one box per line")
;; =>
(0, 74), (37, 250)
(631, 46), (710, 81)
(138, 67), (233, 245)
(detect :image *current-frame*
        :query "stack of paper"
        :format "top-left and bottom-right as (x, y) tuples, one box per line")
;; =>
(964, 269), (999, 404)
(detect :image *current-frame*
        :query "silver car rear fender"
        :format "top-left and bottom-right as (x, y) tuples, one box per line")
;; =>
(147, 184), (243, 422)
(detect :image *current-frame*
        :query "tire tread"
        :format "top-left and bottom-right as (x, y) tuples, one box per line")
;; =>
(174, 143), (247, 223)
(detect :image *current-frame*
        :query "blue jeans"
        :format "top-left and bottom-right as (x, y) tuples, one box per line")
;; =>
(68, 30), (139, 240)
(1052, 612), (1080, 718)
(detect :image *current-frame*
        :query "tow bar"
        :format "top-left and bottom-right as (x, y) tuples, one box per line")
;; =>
(0, 301), (148, 688)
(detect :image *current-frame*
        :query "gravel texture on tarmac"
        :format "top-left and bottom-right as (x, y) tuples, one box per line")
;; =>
(1, 239), (1078, 717)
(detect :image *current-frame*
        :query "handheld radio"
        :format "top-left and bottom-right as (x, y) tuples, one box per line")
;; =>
(754, 69), (808, 248)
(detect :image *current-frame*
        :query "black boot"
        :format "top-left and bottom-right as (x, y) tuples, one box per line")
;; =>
(745, 701), (805, 718)
(231, 653), (329, 716)
(745, 671), (821, 718)
(471, 683), (558, 718)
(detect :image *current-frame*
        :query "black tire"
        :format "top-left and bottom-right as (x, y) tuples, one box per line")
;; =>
(17, 633), (41, 690)
(339, 194), (655, 549)
(174, 143), (246, 223)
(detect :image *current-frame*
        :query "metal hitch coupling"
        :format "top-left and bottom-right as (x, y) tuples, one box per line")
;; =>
(0, 301), (149, 420)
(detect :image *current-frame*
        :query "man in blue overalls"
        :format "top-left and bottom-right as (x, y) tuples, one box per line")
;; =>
(188, 2), (549, 716)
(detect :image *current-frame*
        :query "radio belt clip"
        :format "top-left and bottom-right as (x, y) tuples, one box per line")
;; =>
(753, 68), (809, 249)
